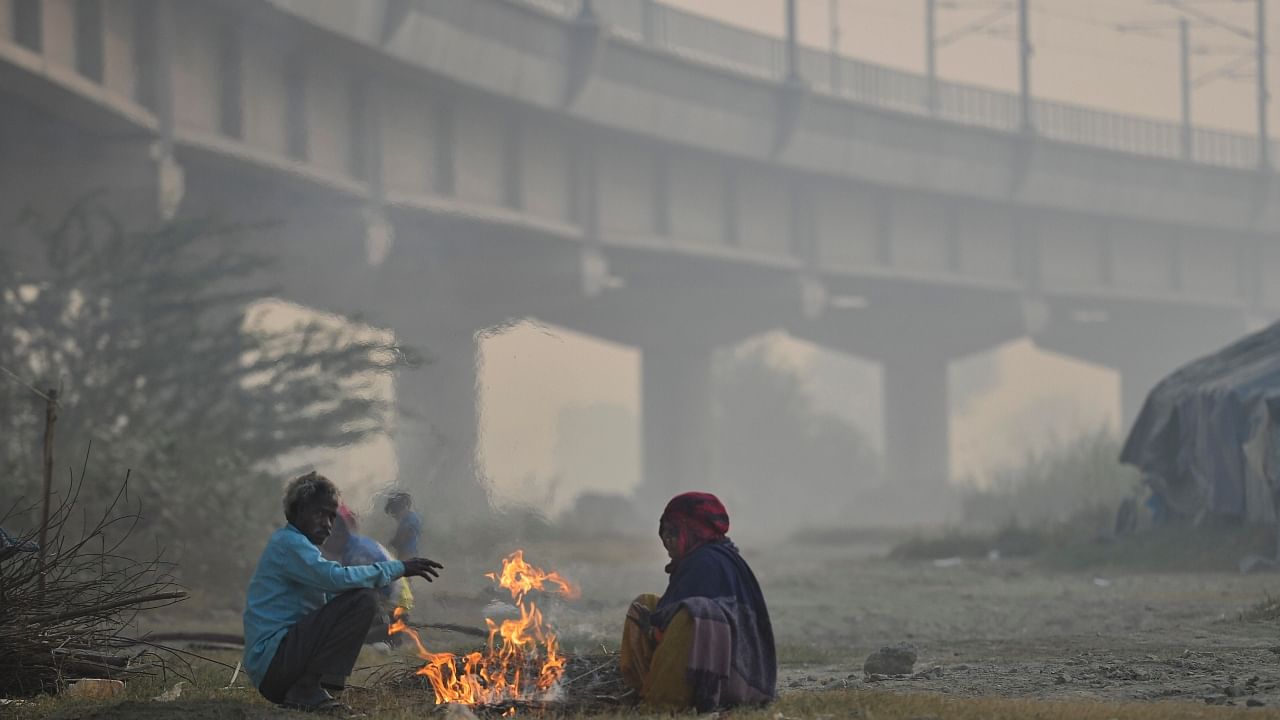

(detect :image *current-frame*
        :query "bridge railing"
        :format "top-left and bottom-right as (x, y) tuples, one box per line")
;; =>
(528, 0), (1277, 170)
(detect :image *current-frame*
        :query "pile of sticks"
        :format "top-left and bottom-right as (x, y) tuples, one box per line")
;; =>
(1, 466), (186, 696)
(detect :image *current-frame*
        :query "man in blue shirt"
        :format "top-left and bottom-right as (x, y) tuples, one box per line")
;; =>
(243, 472), (443, 711)
(384, 492), (423, 560)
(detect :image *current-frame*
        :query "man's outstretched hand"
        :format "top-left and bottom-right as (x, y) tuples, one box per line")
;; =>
(403, 557), (444, 581)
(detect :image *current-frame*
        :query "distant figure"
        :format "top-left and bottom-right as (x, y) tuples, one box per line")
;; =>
(620, 492), (776, 712)
(322, 505), (415, 647)
(384, 492), (423, 561)
(242, 472), (442, 712)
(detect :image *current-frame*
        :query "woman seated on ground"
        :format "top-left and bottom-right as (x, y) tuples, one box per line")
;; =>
(621, 492), (777, 712)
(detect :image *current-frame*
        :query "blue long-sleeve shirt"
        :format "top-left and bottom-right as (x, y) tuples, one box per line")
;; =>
(242, 524), (404, 687)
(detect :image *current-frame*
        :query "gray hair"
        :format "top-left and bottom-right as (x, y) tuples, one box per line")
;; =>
(283, 471), (339, 523)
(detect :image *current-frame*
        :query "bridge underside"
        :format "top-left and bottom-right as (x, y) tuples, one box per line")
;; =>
(0, 0), (1268, 524)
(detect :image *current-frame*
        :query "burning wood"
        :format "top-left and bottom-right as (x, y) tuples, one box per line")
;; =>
(390, 550), (582, 706)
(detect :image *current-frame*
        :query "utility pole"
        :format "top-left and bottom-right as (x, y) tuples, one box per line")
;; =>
(786, 0), (800, 82)
(926, 0), (938, 115)
(829, 0), (841, 92)
(1180, 17), (1192, 160)
(1258, 0), (1270, 170)
(1018, 0), (1033, 131)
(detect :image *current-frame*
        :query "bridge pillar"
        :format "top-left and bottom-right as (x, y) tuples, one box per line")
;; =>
(882, 350), (951, 493)
(393, 323), (491, 532)
(639, 342), (716, 511)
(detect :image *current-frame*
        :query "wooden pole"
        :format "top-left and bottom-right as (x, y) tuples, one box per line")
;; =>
(37, 388), (58, 598)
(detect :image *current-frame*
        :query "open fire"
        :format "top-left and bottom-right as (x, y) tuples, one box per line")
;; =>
(390, 550), (580, 706)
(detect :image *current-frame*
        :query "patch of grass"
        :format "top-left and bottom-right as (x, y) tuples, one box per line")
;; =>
(960, 429), (1140, 532)
(1041, 522), (1274, 573)
(1241, 592), (1280, 622)
(889, 522), (1053, 561)
(789, 525), (913, 547)
(18, 686), (1280, 719)
(889, 519), (1275, 573)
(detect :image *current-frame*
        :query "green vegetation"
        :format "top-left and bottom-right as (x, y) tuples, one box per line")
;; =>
(960, 428), (1139, 534)
(889, 429), (1276, 572)
(0, 204), (413, 604)
(712, 345), (879, 534)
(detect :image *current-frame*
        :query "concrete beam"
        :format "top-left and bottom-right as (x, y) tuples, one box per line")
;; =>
(1031, 297), (1250, 429)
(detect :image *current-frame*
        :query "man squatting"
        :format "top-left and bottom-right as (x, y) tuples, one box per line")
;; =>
(242, 472), (444, 711)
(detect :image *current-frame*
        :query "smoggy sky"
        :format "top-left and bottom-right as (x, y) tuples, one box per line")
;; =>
(668, 0), (1269, 135)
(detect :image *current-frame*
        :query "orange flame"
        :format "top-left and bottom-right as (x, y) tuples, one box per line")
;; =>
(390, 550), (579, 707)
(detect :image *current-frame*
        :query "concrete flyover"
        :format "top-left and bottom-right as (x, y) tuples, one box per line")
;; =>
(1, 0), (1275, 515)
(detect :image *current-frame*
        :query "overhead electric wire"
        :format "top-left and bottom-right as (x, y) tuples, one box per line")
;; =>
(937, 5), (1015, 47)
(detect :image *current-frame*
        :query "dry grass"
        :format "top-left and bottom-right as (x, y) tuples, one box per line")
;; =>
(11, 659), (1280, 720)
(1242, 592), (1280, 622)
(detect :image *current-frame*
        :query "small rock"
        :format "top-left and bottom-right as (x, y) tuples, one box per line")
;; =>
(1248, 698), (1266, 707)
(950, 664), (970, 672)
(1205, 695), (1229, 705)
(1226, 685), (1248, 697)
(864, 642), (918, 676)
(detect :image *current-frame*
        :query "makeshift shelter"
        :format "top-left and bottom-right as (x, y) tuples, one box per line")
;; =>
(1121, 321), (1280, 524)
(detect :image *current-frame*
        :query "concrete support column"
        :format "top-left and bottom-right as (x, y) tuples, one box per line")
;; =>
(882, 351), (950, 492)
(394, 325), (490, 531)
(639, 342), (715, 511)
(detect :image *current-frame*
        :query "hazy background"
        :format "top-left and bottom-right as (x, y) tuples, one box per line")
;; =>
(302, 0), (1280, 516)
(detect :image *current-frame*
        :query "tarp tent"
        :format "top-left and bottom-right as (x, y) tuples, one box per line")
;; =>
(1120, 321), (1280, 524)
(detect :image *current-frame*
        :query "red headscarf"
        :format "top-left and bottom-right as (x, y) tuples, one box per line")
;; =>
(660, 492), (730, 569)
(336, 503), (359, 534)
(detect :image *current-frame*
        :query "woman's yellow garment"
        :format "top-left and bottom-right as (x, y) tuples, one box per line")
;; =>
(621, 593), (696, 709)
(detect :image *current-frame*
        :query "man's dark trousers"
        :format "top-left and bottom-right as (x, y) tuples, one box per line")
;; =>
(258, 588), (379, 703)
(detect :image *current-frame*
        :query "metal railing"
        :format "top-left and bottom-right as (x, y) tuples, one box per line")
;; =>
(528, 0), (1275, 170)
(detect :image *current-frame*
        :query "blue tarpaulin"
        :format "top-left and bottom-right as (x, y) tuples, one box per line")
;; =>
(1121, 321), (1280, 523)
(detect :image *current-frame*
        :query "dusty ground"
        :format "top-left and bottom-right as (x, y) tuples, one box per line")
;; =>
(758, 541), (1280, 708)
(14, 534), (1280, 717)
(534, 536), (1280, 709)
